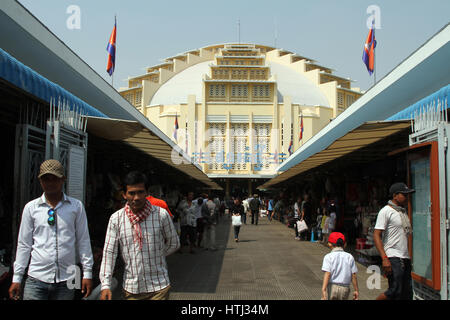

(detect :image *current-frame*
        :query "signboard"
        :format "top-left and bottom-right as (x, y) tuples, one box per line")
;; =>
(67, 145), (85, 203)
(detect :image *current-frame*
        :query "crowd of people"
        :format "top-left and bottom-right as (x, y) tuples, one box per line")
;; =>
(7, 159), (416, 301)
(234, 192), (341, 245)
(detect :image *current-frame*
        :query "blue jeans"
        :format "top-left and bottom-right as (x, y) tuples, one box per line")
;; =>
(384, 258), (413, 300)
(234, 226), (241, 239)
(23, 276), (75, 300)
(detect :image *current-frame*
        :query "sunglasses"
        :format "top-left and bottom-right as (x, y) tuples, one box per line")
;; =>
(48, 208), (56, 226)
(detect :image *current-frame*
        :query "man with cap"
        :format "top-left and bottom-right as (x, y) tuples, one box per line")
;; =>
(9, 159), (93, 300)
(321, 232), (359, 300)
(373, 182), (414, 300)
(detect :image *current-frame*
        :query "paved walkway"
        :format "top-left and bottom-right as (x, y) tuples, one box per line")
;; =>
(166, 214), (388, 300)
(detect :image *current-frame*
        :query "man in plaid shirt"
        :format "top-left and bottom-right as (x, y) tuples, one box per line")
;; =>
(99, 171), (180, 300)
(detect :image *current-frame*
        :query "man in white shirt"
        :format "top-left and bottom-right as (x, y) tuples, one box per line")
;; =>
(203, 194), (217, 251)
(9, 159), (93, 300)
(374, 182), (414, 300)
(242, 198), (249, 224)
(100, 171), (179, 300)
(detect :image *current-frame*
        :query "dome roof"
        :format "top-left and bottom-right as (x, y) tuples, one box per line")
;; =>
(149, 60), (330, 107)
(267, 61), (330, 107)
(150, 61), (210, 106)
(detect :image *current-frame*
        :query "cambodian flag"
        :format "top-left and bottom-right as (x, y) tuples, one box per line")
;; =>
(288, 140), (293, 155)
(173, 114), (179, 141)
(106, 18), (117, 76)
(362, 20), (377, 75)
(299, 114), (304, 141)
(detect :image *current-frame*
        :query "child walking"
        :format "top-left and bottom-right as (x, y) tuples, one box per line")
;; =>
(321, 232), (359, 300)
(232, 212), (242, 242)
(231, 198), (244, 242)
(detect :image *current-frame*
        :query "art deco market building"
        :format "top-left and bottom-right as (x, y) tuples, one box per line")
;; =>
(119, 44), (362, 195)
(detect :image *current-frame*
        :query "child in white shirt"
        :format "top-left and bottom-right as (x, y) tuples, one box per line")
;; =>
(232, 212), (242, 242)
(321, 232), (359, 300)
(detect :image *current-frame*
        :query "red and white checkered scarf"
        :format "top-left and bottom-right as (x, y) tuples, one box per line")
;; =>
(124, 200), (152, 250)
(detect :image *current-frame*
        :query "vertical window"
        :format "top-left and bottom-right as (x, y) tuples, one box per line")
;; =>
(338, 92), (345, 107)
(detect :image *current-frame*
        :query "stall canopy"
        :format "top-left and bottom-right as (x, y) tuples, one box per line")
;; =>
(86, 116), (223, 190)
(388, 84), (449, 121)
(258, 120), (411, 190)
(0, 48), (106, 118)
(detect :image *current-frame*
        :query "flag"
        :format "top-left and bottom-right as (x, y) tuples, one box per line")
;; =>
(106, 18), (117, 76)
(362, 19), (377, 75)
(288, 140), (293, 155)
(173, 113), (179, 141)
(299, 114), (304, 141)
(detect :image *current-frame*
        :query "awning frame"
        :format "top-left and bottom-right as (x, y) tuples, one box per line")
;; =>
(258, 120), (411, 190)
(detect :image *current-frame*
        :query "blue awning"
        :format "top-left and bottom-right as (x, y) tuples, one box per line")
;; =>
(0, 48), (107, 118)
(387, 84), (449, 120)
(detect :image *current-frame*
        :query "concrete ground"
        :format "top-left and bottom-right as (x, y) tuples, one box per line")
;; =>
(166, 214), (388, 300)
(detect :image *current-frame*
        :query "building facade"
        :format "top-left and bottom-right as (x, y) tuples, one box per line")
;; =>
(120, 43), (362, 194)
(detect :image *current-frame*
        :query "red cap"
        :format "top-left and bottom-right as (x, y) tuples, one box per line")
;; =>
(328, 232), (345, 245)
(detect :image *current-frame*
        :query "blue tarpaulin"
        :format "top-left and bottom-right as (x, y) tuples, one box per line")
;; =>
(387, 84), (449, 120)
(0, 48), (107, 118)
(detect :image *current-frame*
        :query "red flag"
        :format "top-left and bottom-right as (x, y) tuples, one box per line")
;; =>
(362, 20), (377, 75)
(299, 114), (304, 141)
(106, 18), (117, 76)
(173, 113), (179, 141)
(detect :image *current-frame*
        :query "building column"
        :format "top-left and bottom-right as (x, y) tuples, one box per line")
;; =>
(248, 179), (253, 197)
(283, 95), (292, 155)
(187, 94), (196, 158)
(225, 179), (230, 198)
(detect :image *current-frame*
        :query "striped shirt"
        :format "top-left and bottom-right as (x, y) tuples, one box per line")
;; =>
(100, 202), (180, 294)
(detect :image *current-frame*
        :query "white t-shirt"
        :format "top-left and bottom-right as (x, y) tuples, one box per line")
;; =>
(294, 202), (300, 219)
(374, 205), (409, 259)
(322, 248), (358, 285)
(242, 200), (249, 212)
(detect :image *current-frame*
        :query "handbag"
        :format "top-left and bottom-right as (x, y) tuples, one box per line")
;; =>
(297, 220), (308, 233)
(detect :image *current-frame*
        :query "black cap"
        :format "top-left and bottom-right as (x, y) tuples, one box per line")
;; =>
(389, 182), (415, 196)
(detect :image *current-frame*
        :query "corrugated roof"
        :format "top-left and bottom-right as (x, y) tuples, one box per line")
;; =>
(258, 121), (411, 190)
(86, 116), (223, 190)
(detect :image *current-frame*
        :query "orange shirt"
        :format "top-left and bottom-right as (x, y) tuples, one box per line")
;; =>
(146, 196), (173, 217)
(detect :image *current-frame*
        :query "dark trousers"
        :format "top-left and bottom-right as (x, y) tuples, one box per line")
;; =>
(241, 213), (246, 224)
(234, 226), (241, 239)
(251, 210), (259, 225)
(180, 225), (197, 246)
(385, 258), (413, 300)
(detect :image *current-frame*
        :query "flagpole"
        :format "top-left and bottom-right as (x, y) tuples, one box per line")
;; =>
(374, 44), (376, 86)
(112, 14), (116, 88)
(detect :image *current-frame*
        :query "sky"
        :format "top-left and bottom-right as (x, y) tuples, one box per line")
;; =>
(17, 0), (450, 92)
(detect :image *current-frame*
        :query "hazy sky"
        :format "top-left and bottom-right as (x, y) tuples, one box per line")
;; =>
(18, 0), (450, 92)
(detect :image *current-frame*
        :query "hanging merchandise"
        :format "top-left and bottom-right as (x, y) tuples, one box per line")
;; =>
(325, 177), (333, 194)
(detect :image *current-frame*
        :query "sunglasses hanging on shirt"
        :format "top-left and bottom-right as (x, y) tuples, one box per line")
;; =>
(48, 208), (56, 226)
